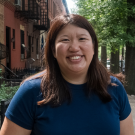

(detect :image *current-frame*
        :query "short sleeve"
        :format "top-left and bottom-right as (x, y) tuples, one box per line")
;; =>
(5, 80), (37, 130)
(114, 78), (131, 121)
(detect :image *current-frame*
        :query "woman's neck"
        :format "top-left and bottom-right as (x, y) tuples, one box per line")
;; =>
(61, 71), (87, 84)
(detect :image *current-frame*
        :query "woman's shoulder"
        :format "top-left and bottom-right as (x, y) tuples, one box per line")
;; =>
(24, 78), (42, 88)
(110, 75), (122, 85)
(109, 77), (131, 121)
(20, 71), (46, 94)
(5, 78), (43, 130)
(18, 78), (42, 98)
(108, 76), (127, 98)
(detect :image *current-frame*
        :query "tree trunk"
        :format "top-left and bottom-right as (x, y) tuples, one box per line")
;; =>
(125, 0), (135, 95)
(122, 47), (124, 59)
(125, 45), (135, 95)
(110, 48), (119, 73)
(101, 46), (107, 67)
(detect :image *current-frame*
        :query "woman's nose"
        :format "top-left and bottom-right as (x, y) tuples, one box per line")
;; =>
(68, 40), (80, 52)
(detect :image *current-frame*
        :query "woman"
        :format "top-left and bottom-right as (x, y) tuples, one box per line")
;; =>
(0, 14), (134, 135)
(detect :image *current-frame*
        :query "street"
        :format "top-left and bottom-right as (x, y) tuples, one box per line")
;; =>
(128, 95), (135, 132)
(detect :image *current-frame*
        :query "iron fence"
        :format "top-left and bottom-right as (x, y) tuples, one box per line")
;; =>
(0, 67), (43, 128)
(0, 67), (42, 86)
(0, 99), (11, 128)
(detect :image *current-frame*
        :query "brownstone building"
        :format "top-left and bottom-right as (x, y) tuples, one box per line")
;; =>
(0, 3), (5, 71)
(40, 0), (69, 67)
(0, 0), (69, 72)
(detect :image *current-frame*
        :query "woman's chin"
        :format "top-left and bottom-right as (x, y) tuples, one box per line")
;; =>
(68, 67), (85, 74)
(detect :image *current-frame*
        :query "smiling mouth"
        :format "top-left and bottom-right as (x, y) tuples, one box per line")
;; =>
(67, 55), (84, 60)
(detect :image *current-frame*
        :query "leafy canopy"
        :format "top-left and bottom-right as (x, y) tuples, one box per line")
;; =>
(72, 0), (135, 49)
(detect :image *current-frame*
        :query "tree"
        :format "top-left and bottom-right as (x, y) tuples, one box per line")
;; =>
(110, 46), (119, 73)
(72, 0), (127, 71)
(101, 46), (107, 67)
(125, 0), (135, 94)
(72, 0), (135, 94)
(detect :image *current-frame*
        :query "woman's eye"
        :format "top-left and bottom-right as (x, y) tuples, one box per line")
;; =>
(62, 39), (69, 41)
(80, 38), (86, 40)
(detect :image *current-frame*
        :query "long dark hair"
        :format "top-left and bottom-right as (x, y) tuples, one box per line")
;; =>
(22, 14), (124, 106)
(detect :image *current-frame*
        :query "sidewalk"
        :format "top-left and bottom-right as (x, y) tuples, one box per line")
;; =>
(128, 95), (135, 132)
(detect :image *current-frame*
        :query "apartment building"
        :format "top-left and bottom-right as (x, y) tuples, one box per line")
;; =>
(0, 0), (69, 71)
(0, 3), (5, 71)
(40, 0), (69, 67)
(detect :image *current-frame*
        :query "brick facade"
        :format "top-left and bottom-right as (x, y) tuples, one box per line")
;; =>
(48, 0), (66, 21)
(25, 22), (40, 68)
(0, 0), (68, 70)
(4, 4), (26, 69)
(0, 4), (4, 44)
(40, 0), (67, 67)
(2, 0), (41, 69)
(0, 3), (5, 71)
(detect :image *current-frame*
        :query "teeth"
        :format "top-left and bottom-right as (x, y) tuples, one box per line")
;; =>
(70, 56), (81, 60)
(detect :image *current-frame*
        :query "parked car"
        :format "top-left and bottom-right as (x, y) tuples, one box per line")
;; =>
(106, 60), (125, 74)
(107, 60), (110, 70)
(119, 60), (125, 73)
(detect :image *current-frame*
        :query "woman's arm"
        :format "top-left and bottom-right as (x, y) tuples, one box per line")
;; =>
(120, 113), (134, 135)
(0, 117), (32, 135)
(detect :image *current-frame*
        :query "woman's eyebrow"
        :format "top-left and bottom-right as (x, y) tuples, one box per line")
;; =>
(59, 35), (69, 38)
(78, 34), (89, 36)
(58, 33), (89, 38)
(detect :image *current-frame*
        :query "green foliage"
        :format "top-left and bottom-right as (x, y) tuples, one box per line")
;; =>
(0, 68), (19, 102)
(71, 0), (135, 49)
(0, 82), (19, 102)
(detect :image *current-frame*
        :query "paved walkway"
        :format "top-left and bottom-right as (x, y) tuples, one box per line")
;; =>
(128, 95), (135, 132)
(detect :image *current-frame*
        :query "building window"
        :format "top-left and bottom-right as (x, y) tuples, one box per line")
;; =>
(53, 2), (56, 18)
(32, 37), (34, 52)
(13, 29), (15, 49)
(21, 30), (25, 59)
(32, 47), (33, 52)
(36, 39), (38, 54)
(22, 0), (25, 10)
(28, 36), (31, 58)
(50, 0), (51, 13)
(36, 39), (39, 59)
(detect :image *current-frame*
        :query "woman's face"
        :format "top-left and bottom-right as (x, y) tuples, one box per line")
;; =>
(54, 24), (94, 80)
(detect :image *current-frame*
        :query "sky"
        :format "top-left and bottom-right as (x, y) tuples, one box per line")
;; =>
(66, 0), (75, 13)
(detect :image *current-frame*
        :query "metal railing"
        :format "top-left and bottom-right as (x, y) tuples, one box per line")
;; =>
(0, 99), (11, 128)
(0, 66), (43, 128)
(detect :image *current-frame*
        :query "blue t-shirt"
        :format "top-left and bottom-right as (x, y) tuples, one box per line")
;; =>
(5, 76), (131, 135)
